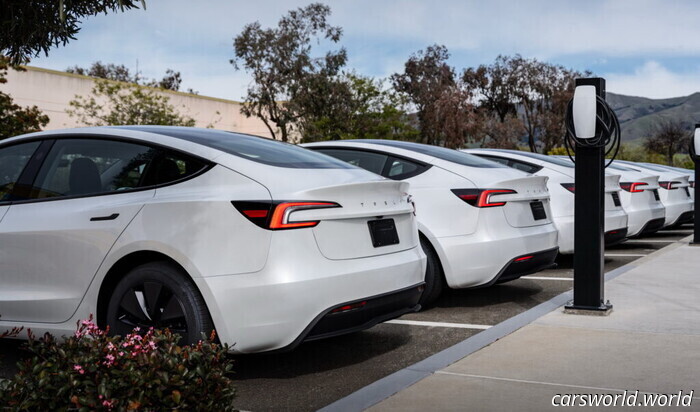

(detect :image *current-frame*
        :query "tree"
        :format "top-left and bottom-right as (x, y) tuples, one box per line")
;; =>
(300, 73), (418, 142)
(391, 44), (476, 148)
(1, 0), (145, 65)
(0, 57), (49, 139)
(510, 55), (587, 153)
(67, 79), (195, 126)
(66, 62), (186, 92)
(232, 3), (346, 142)
(463, 55), (523, 149)
(644, 119), (690, 165)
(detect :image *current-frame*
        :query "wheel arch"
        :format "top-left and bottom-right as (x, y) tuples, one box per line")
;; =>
(96, 250), (193, 328)
(417, 227), (447, 281)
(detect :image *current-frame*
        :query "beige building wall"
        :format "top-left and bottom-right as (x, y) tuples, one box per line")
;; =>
(1, 66), (281, 140)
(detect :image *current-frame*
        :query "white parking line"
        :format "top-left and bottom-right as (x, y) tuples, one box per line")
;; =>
(604, 253), (648, 257)
(523, 276), (573, 281)
(625, 239), (677, 243)
(386, 319), (492, 330)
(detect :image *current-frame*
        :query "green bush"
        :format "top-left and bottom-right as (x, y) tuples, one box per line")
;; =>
(0, 317), (236, 411)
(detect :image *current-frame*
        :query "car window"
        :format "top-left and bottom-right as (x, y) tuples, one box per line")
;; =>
(354, 140), (507, 168)
(31, 139), (159, 199)
(141, 151), (209, 186)
(0, 141), (41, 202)
(475, 154), (542, 174)
(316, 148), (389, 174)
(385, 156), (426, 179)
(119, 127), (353, 169)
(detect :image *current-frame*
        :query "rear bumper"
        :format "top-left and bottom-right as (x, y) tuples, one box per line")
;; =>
(662, 200), (693, 227)
(303, 284), (423, 343)
(555, 210), (627, 254)
(436, 223), (558, 289)
(483, 247), (559, 286)
(605, 227), (628, 246)
(636, 217), (666, 237)
(670, 210), (694, 227)
(196, 242), (426, 353)
(626, 203), (665, 237)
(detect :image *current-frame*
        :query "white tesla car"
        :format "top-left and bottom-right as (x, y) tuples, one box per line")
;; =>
(646, 164), (695, 201)
(604, 162), (666, 236)
(464, 149), (628, 253)
(0, 127), (426, 353)
(613, 160), (693, 228)
(303, 140), (559, 304)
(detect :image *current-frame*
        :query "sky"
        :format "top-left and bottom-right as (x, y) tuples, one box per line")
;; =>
(31, 0), (700, 101)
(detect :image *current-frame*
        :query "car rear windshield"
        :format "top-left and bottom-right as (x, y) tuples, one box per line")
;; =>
(356, 140), (506, 168)
(118, 126), (353, 169)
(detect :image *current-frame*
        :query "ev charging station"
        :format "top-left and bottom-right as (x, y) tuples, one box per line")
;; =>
(691, 124), (700, 245)
(564, 77), (620, 315)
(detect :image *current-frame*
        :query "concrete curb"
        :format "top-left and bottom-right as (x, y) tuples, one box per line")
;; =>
(319, 237), (689, 412)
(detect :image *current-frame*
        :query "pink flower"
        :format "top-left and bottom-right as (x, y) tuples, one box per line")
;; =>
(102, 399), (115, 409)
(73, 364), (85, 375)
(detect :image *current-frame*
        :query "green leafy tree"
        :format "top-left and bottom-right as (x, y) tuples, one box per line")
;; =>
(1, 0), (145, 65)
(0, 57), (49, 139)
(232, 3), (347, 142)
(300, 73), (418, 142)
(66, 62), (189, 92)
(67, 79), (195, 126)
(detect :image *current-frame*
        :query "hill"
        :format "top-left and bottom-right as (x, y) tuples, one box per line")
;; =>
(607, 92), (700, 144)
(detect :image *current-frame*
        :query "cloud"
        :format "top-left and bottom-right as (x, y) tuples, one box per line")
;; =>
(605, 61), (700, 98)
(28, 0), (700, 99)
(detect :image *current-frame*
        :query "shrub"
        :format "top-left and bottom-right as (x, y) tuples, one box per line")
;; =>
(0, 317), (236, 411)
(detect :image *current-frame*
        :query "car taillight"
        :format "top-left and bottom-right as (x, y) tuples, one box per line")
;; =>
(561, 183), (575, 193)
(658, 181), (681, 190)
(451, 188), (516, 208)
(232, 201), (340, 230)
(619, 182), (648, 193)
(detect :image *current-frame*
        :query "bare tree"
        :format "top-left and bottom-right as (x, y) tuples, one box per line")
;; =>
(644, 119), (691, 165)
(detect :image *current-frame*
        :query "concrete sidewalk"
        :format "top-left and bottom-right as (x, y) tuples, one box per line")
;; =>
(370, 240), (700, 411)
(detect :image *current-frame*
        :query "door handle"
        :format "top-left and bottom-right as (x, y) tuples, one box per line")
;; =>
(90, 213), (119, 222)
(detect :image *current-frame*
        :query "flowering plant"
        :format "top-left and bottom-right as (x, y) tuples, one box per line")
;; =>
(0, 316), (236, 411)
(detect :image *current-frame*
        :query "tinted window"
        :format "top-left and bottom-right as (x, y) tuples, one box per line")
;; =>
(477, 154), (542, 174)
(317, 149), (388, 174)
(386, 157), (422, 178)
(0, 142), (40, 202)
(32, 139), (158, 198)
(506, 151), (575, 168)
(354, 140), (506, 168)
(141, 151), (209, 186)
(119, 126), (352, 169)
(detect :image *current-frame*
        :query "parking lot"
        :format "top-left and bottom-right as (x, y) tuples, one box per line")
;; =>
(0, 224), (693, 411)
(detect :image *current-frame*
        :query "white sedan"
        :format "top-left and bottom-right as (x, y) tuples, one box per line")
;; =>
(303, 140), (559, 305)
(464, 149), (628, 253)
(613, 160), (693, 228)
(0, 127), (426, 353)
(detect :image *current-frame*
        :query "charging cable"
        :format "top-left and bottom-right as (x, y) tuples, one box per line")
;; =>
(564, 94), (621, 167)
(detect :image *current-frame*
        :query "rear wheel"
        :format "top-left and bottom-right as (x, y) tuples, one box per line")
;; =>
(106, 262), (214, 345)
(418, 237), (444, 307)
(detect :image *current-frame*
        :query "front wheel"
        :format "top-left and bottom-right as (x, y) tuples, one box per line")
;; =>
(417, 237), (444, 307)
(106, 262), (214, 345)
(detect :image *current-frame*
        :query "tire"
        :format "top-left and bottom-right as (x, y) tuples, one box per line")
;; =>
(418, 237), (444, 307)
(106, 261), (214, 345)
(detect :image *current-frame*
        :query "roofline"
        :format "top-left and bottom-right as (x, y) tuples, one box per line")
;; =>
(17, 65), (246, 105)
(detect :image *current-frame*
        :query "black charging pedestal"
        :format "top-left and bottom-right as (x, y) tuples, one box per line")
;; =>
(692, 123), (700, 245)
(564, 77), (613, 315)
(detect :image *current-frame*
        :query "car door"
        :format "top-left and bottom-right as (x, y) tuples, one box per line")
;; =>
(0, 137), (160, 323)
(0, 141), (42, 223)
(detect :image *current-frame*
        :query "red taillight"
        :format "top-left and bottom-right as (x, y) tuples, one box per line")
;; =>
(331, 301), (367, 313)
(243, 210), (269, 218)
(269, 202), (339, 229)
(452, 188), (517, 208)
(232, 201), (340, 230)
(658, 181), (680, 190)
(514, 255), (534, 262)
(619, 182), (648, 193)
(561, 183), (575, 193)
